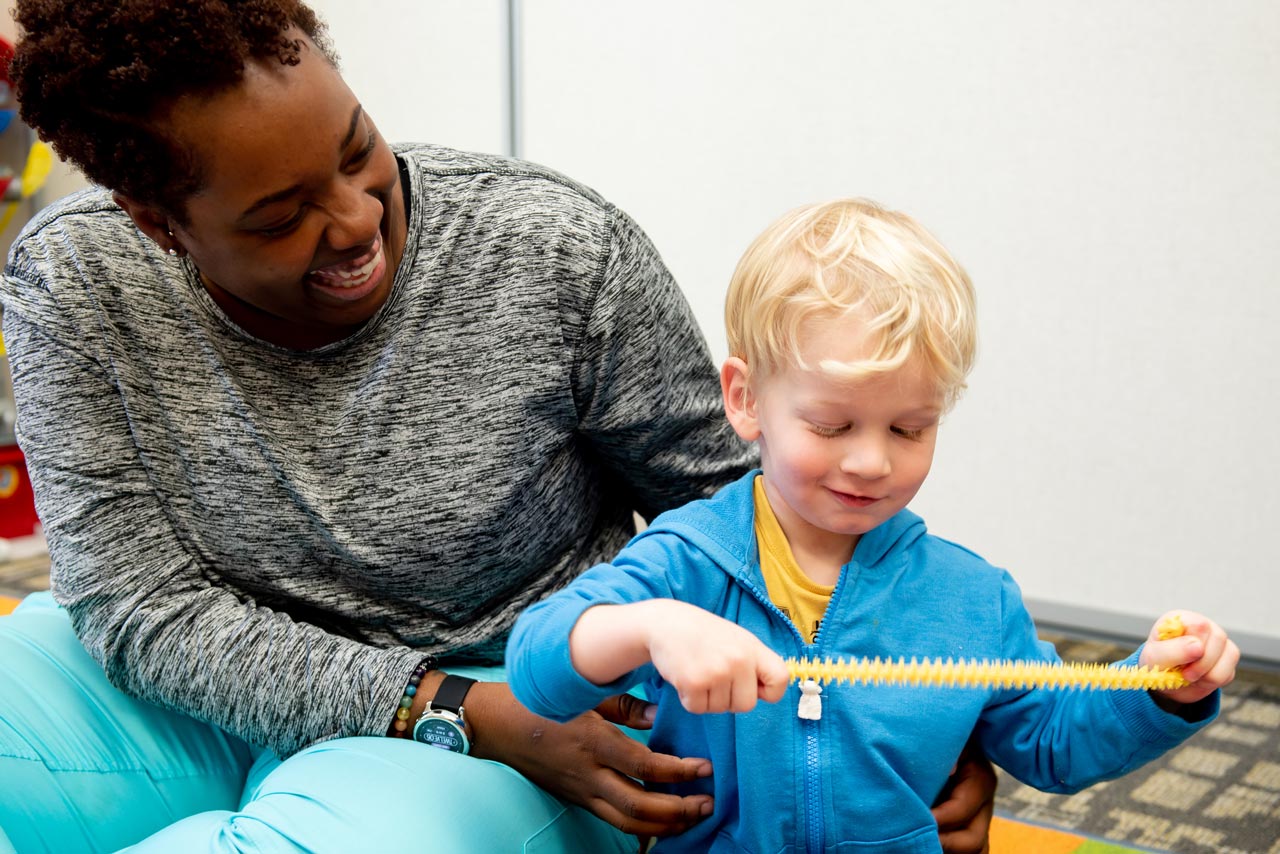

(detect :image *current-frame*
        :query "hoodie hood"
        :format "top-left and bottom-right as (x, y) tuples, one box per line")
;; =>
(640, 469), (929, 583)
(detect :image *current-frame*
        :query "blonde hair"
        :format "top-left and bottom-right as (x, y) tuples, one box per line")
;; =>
(724, 198), (977, 409)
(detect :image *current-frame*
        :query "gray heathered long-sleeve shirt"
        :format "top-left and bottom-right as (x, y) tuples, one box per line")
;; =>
(0, 144), (755, 757)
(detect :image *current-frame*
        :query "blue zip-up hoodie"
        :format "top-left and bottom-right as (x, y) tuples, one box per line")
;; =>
(507, 472), (1216, 853)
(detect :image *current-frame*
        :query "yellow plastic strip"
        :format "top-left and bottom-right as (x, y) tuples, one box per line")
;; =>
(787, 656), (1188, 692)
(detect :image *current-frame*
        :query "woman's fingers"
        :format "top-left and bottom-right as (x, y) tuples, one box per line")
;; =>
(586, 775), (714, 838)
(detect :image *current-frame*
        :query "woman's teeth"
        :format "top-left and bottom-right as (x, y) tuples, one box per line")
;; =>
(311, 242), (382, 289)
(316, 253), (379, 288)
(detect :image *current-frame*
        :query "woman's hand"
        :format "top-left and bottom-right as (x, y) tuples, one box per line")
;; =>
(931, 738), (997, 854)
(466, 681), (714, 837)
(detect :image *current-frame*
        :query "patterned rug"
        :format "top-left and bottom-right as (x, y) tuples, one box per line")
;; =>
(995, 633), (1280, 854)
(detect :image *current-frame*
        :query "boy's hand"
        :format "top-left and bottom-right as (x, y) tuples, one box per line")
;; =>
(571, 600), (789, 714)
(644, 600), (791, 714)
(1139, 610), (1239, 705)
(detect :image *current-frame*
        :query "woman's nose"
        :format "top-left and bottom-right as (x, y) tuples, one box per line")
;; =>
(324, 182), (382, 251)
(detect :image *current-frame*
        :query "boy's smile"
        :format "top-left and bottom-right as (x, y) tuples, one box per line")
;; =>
(725, 316), (944, 582)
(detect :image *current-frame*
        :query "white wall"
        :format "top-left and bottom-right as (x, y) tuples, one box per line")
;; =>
(40, 2), (1251, 658)
(517, 3), (1280, 660)
(309, 0), (510, 154)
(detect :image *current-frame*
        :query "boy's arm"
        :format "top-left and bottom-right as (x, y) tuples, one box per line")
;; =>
(506, 532), (702, 722)
(572, 600), (789, 715)
(979, 575), (1221, 794)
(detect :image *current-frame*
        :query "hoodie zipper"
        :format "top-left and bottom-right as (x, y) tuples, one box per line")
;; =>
(739, 564), (854, 854)
(804, 569), (846, 854)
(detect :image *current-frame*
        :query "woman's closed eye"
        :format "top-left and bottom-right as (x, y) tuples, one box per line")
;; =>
(254, 209), (306, 238)
(345, 129), (376, 171)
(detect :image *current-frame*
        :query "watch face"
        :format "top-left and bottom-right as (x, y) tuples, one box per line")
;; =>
(413, 713), (470, 753)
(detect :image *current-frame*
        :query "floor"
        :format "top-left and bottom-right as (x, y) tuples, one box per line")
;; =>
(0, 530), (49, 601)
(996, 632), (1280, 854)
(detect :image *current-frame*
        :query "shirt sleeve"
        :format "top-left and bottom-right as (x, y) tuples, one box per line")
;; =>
(571, 206), (756, 520)
(2, 254), (425, 757)
(977, 571), (1218, 793)
(506, 528), (708, 722)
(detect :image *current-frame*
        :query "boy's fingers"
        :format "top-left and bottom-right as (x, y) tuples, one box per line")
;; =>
(1142, 636), (1204, 670)
(1180, 630), (1226, 682)
(708, 679), (732, 714)
(1190, 638), (1240, 688)
(758, 655), (792, 703)
(730, 673), (759, 712)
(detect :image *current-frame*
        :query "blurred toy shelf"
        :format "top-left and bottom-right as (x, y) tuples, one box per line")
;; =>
(0, 32), (50, 602)
(0, 529), (48, 601)
(0, 327), (45, 599)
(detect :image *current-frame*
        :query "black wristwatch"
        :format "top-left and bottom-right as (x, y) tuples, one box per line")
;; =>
(412, 674), (477, 754)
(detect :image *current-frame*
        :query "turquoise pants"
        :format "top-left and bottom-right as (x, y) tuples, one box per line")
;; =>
(0, 593), (635, 853)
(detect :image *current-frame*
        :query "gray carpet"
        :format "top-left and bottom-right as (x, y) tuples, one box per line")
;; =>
(995, 632), (1280, 854)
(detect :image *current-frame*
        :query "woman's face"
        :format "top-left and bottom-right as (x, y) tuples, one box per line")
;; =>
(163, 39), (406, 349)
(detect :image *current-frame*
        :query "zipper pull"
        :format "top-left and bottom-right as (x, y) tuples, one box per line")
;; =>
(798, 678), (822, 720)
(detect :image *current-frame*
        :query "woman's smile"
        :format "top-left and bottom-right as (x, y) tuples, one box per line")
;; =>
(306, 234), (387, 304)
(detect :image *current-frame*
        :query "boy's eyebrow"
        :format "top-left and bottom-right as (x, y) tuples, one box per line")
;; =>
(235, 105), (365, 223)
(809, 397), (941, 415)
(897, 405), (943, 419)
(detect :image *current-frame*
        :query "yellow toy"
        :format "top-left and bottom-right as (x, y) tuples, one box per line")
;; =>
(0, 140), (52, 234)
(788, 615), (1188, 692)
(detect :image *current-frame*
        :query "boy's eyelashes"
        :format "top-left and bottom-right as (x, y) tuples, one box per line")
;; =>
(805, 422), (930, 441)
(808, 423), (850, 438)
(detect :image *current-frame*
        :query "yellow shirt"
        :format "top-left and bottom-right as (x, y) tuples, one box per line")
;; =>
(753, 476), (834, 644)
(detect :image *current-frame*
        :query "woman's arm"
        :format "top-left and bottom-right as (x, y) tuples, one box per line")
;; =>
(2, 259), (422, 758)
(570, 205), (757, 518)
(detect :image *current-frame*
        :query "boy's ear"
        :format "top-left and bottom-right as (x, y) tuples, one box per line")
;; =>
(721, 356), (762, 442)
(112, 193), (181, 254)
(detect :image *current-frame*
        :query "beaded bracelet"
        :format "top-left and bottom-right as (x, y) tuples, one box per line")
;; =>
(390, 655), (437, 738)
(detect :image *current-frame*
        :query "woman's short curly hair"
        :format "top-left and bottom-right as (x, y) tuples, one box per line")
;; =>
(10, 0), (337, 221)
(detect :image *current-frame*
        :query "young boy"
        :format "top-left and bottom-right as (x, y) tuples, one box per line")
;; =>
(506, 199), (1238, 853)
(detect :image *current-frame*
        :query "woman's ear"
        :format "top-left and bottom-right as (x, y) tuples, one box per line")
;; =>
(721, 356), (761, 442)
(112, 193), (183, 255)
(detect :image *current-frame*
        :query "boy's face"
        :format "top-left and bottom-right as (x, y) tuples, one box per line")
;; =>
(739, 320), (944, 564)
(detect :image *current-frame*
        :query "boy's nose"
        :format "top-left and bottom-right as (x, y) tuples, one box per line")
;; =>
(840, 438), (891, 480)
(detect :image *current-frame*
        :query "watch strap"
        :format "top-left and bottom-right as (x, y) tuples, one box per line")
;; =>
(429, 674), (477, 716)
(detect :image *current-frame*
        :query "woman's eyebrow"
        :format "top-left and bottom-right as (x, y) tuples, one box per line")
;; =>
(235, 105), (365, 223)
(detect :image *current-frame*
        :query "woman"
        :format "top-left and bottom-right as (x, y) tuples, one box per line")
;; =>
(0, 1), (995, 851)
